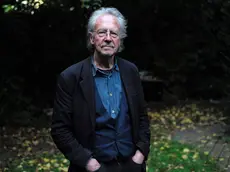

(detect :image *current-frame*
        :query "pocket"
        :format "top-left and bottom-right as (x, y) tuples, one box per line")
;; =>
(121, 159), (142, 172)
(95, 164), (106, 172)
(128, 158), (142, 172)
(131, 159), (142, 166)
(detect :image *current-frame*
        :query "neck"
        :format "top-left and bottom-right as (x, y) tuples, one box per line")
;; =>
(93, 53), (114, 70)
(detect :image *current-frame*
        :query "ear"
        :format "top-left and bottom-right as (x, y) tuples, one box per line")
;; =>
(89, 32), (95, 45)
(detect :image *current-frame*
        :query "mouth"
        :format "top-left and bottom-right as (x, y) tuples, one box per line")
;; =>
(102, 46), (113, 48)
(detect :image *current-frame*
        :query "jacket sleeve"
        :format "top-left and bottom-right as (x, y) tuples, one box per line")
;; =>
(133, 66), (151, 160)
(51, 73), (92, 168)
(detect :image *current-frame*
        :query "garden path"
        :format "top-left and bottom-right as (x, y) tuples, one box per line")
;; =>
(172, 123), (230, 172)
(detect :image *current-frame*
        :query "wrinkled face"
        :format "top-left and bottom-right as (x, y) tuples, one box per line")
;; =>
(90, 14), (120, 57)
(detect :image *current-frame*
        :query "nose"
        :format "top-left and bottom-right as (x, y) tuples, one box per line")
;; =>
(104, 31), (112, 41)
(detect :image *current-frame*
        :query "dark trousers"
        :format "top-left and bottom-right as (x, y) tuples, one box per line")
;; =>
(96, 158), (142, 172)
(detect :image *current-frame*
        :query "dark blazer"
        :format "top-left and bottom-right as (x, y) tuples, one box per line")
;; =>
(51, 57), (150, 172)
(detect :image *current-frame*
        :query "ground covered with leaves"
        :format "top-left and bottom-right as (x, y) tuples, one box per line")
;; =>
(148, 140), (219, 172)
(0, 102), (229, 171)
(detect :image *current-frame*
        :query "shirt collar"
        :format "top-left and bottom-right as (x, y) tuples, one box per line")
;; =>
(91, 56), (119, 76)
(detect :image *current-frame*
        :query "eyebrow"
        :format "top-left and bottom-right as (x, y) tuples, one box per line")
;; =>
(97, 29), (119, 32)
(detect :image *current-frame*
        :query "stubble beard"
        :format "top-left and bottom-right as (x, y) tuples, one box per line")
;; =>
(97, 47), (117, 59)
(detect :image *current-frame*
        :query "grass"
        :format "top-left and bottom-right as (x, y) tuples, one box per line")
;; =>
(147, 140), (221, 172)
(1, 102), (229, 172)
(4, 140), (221, 172)
(4, 152), (69, 172)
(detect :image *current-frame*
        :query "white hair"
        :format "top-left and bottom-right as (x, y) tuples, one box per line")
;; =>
(87, 7), (128, 52)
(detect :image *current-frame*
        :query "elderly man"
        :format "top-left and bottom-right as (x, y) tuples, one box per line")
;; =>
(51, 7), (150, 172)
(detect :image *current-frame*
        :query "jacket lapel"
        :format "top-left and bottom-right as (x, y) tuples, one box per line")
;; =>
(79, 57), (96, 129)
(79, 57), (137, 133)
(118, 58), (137, 130)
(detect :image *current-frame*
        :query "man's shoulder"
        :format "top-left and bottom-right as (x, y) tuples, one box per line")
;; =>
(118, 57), (138, 72)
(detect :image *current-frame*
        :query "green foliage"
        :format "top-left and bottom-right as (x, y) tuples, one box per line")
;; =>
(147, 140), (221, 172)
(2, 0), (45, 14)
(1, 0), (103, 14)
(2, 4), (15, 13)
(147, 103), (228, 171)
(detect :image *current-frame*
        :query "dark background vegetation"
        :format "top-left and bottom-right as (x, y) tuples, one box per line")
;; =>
(1, 0), (230, 126)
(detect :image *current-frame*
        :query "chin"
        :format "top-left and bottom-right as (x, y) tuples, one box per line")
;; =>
(101, 51), (115, 57)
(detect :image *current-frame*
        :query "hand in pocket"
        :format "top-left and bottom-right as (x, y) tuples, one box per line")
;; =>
(132, 150), (144, 165)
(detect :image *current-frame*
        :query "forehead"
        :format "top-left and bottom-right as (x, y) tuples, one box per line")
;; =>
(94, 14), (120, 31)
